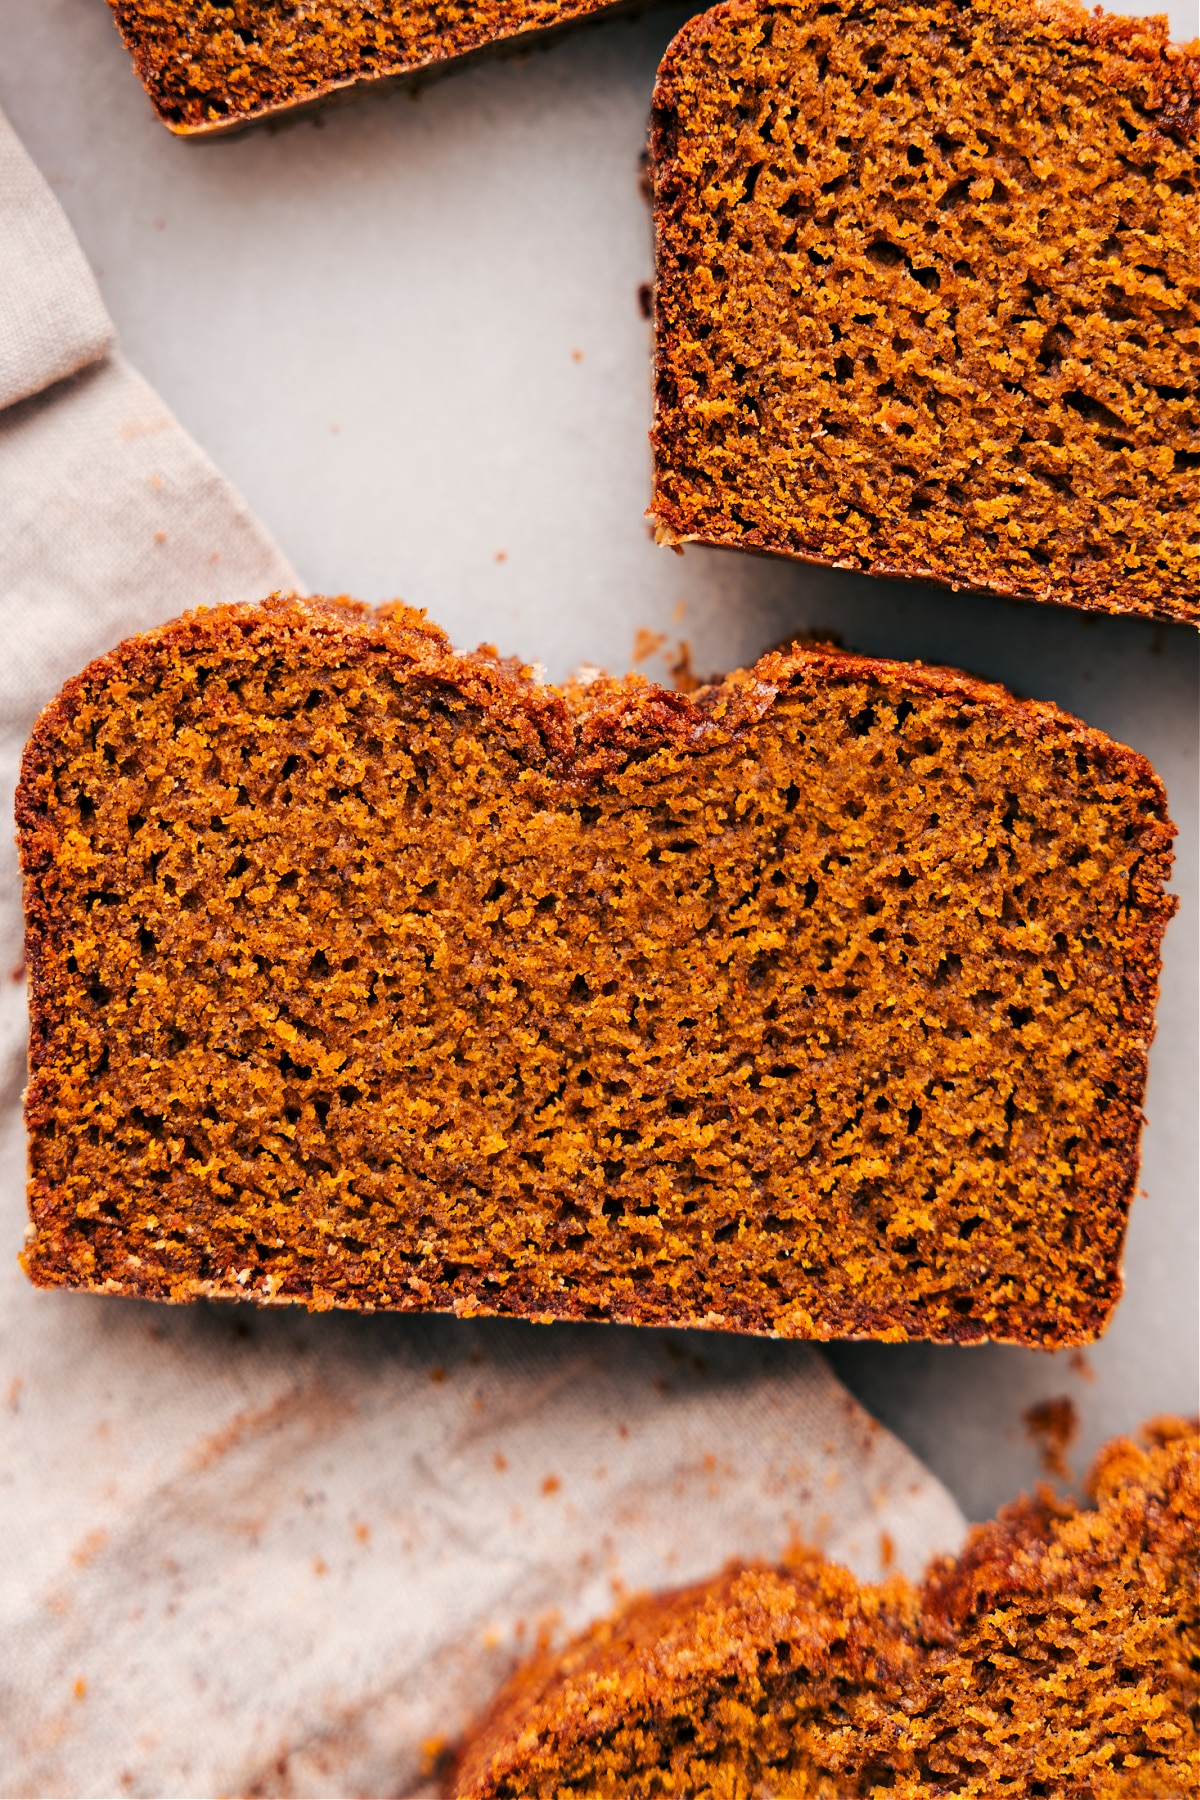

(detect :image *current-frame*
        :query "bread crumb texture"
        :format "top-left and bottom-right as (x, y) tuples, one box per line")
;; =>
(18, 597), (1175, 1341)
(651, 0), (1200, 624)
(106, 0), (616, 131)
(452, 1420), (1200, 1800)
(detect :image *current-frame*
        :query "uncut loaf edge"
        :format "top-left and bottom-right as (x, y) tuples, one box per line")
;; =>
(17, 596), (1176, 1343)
(451, 1419), (1200, 1800)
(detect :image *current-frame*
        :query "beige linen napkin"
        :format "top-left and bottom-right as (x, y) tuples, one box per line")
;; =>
(0, 106), (966, 1799)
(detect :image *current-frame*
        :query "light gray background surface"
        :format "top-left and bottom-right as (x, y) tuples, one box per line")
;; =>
(0, 0), (1196, 1522)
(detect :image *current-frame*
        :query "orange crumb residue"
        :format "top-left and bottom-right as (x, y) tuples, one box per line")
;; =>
(1024, 1395), (1079, 1481)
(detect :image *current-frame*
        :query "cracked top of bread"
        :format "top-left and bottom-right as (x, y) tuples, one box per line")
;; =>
(17, 596), (1174, 1342)
(105, 0), (618, 134)
(650, 0), (1200, 624)
(452, 1418), (1200, 1799)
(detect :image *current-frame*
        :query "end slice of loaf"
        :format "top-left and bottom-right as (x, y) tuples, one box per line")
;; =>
(452, 1419), (1200, 1799)
(650, 0), (1200, 625)
(106, 0), (618, 134)
(18, 596), (1175, 1342)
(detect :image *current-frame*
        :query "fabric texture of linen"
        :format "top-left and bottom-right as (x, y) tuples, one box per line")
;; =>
(0, 104), (965, 1799)
(0, 107), (114, 409)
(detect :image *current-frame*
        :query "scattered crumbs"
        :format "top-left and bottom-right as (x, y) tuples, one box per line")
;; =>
(481, 1627), (501, 1652)
(669, 640), (703, 693)
(514, 1616), (527, 1640)
(353, 1521), (370, 1544)
(702, 1452), (716, 1473)
(429, 1365), (447, 1384)
(120, 1772), (134, 1791)
(637, 282), (653, 319)
(208, 551), (221, 564)
(632, 627), (667, 664)
(671, 599), (686, 623)
(879, 1531), (895, 1571)
(71, 1527), (109, 1570)
(493, 1451), (508, 1473)
(540, 1473), (562, 1496)
(73, 1677), (87, 1701)
(494, 550), (507, 563)
(617, 1422), (630, 1440)
(1068, 1350), (1096, 1382)
(571, 348), (584, 362)
(153, 530), (166, 544)
(1025, 1396), (1078, 1480)
(312, 1556), (328, 1577)
(6, 1375), (22, 1413)
(419, 1736), (452, 1783)
(149, 471), (164, 489)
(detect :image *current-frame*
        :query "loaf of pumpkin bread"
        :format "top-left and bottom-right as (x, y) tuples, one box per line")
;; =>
(106, 0), (619, 133)
(452, 1419), (1200, 1799)
(650, 0), (1200, 624)
(18, 597), (1175, 1341)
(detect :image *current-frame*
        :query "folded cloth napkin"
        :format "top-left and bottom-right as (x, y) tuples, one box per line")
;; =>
(0, 106), (965, 1799)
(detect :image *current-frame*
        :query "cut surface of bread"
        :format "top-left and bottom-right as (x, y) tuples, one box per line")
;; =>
(106, 0), (618, 133)
(453, 1420), (1200, 1800)
(18, 597), (1175, 1341)
(650, 0), (1200, 625)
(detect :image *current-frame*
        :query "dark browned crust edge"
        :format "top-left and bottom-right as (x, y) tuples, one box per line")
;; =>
(16, 595), (1178, 1343)
(648, 0), (1200, 630)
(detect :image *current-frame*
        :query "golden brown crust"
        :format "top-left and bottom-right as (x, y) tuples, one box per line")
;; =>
(18, 596), (1175, 1342)
(452, 1422), (1200, 1799)
(650, 0), (1200, 625)
(105, 0), (622, 134)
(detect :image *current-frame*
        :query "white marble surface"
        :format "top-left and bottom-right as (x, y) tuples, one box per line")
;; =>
(0, 0), (1196, 1522)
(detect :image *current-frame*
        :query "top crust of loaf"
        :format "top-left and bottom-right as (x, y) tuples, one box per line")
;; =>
(453, 1420), (1200, 1799)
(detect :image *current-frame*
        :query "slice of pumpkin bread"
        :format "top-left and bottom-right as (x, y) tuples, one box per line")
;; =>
(17, 596), (1175, 1341)
(452, 1419), (1200, 1800)
(650, 0), (1200, 625)
(106, 0), (618, 134)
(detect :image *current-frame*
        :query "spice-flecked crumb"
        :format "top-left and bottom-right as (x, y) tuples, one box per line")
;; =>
(107, 0), (618, 132)
(17, 596), (1175, 1342)
(650, 0), (1200, 625)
